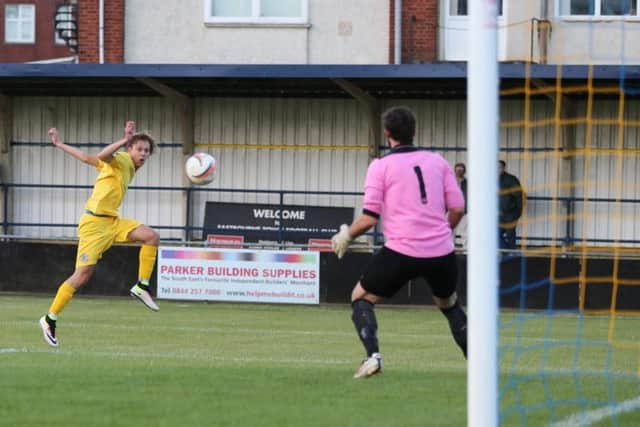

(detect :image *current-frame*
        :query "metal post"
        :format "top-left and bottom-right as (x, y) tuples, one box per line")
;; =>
(394, 0), (402, 64)
(2, 183), (8, 235)
(278, 191), (284, 247)
(564, 199), (573, 246)
(185, 187), (192, 242)
(468, 0), (499, 426)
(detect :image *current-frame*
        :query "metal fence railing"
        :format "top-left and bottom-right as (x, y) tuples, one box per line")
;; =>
(0, 183), (368, 243)
(1, 183), (639, 247)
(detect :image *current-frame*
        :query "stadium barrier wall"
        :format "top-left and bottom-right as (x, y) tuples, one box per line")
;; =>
(2, 241), (637, 310)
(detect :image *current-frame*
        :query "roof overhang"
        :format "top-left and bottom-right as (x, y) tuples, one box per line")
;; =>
(0, 63), (638, 98)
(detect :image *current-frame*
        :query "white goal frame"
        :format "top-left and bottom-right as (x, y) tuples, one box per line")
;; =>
(467, 0), (499, 426)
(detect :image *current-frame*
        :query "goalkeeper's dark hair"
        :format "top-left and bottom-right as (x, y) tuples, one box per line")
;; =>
(383, 106), (416, 145)
(127, 132), (157, 155)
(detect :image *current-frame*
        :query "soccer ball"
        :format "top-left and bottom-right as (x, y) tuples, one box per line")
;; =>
(185, 153), (216, 185)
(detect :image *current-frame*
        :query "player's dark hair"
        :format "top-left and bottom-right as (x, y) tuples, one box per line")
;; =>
(499, 160), (506, 168)
(382, 107), (416, 145)
(127, 132), (157, 155)
(455, 162), (466, 172)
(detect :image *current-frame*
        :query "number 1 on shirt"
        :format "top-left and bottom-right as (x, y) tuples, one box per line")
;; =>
(413, 166), (428, 204)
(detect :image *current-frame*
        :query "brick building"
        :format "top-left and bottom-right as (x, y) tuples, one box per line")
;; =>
(1, 1), (436, 65)
(76, 0), (123, 63)
(0, 0), (124, 63)
(389, 0), (438, 63)
(0, 0), (74, 62)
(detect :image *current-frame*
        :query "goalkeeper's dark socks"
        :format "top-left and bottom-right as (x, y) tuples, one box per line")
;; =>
(351, 299), (379, 357)
(441, 303), (467, 358)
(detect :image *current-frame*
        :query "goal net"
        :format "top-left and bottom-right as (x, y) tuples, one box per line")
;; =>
(493, 8), (640, 427)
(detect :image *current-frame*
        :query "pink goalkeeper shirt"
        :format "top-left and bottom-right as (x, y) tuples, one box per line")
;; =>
(362, 145), (465, 258)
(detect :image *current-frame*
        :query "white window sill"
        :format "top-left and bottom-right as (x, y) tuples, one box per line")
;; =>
(447, 15), (505, 19)
(559, 15), (640, 22)
(204, 21), (311, 28)
(4, 40), (35, 44)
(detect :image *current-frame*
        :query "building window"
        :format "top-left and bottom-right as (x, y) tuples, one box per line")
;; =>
(5, 4), (35, 43)
(205, 0), (308, 24)
(559, 0), (638, 16)
(55, 30), (65, 45)
(449, 0), (503, 16)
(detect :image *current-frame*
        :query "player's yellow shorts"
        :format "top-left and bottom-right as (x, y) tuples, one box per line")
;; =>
(76, 212), (141, 267)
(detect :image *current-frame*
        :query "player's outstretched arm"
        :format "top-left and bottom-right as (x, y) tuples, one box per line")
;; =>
(96, 121), (135, 161)
(331, 214), (378, 259)
(49, 127), (98, 166)
(348, 214), (378, 240)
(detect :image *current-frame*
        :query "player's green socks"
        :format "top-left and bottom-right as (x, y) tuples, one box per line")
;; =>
(138, 245), (158, 283)
(136, 279), (150, 291)
(351, 299), (379, 357)
(48, 282), (76, 316)
(440, 303), (467, 358)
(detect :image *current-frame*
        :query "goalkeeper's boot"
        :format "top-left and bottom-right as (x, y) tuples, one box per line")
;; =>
(39, 315), (59, 348)
(130, 282), (159, 312)
(353, 353), (382, 379)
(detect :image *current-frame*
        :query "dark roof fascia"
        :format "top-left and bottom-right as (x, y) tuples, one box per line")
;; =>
(1, 63), (639, 79)
(2, 63), (640, 99)
(0, 63), (465, 79)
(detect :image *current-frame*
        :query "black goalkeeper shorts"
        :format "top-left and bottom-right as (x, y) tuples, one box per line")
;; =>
(360, 246), (458, 299)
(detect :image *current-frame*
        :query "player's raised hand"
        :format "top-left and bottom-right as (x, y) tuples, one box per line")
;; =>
(48, 128), (62, 147)
(124, 121), (136, 140)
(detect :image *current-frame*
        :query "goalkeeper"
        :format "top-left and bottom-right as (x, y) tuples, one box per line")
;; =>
(39, 121), (160, 348)
(332, 107), (467, 378)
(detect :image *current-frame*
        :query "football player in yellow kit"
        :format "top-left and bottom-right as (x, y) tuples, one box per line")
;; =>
(39, 121), (160, 347)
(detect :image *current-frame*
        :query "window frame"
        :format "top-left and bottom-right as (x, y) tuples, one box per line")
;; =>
(55, 29), (65, 45)
(556, 0), (640, 19)
(5, 3), (36, 44)
(447, 0), (504, 17)
(204, 0), (309, 25)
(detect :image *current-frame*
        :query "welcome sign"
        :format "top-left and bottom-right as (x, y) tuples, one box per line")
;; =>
(203, 202), (354, 245)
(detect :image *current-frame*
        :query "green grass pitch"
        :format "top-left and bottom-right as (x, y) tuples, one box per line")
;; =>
(1, 295), (638, 426)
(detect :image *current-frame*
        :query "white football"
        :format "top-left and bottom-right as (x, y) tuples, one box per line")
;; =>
(185, 153), (216, 185)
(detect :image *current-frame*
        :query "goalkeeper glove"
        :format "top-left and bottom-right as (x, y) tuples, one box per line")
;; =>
(331, 224), (352, 259)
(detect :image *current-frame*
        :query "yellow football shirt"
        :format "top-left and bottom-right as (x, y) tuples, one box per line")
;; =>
(84, 152), (135, 216)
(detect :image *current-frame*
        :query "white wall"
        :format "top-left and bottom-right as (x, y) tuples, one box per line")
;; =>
(442, 0), (640, 64)
(306, 0), (389, 64)
(10, 97), (186, 239)
(503, 0), (541, 62)
(528, 1), (640, 64)
(548, 20), (640, 64)
(124, 0), (389, 64)
(7, 95), (640, 246)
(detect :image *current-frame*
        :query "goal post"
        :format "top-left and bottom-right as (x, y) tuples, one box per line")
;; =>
(467, 1), (499, 426)
(467, 2), (640, 426)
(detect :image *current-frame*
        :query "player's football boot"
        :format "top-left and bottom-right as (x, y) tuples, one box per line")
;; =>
(353, 353), (382, 378)
(130, 283), (160, 312)
(39, 315), (59, 348)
